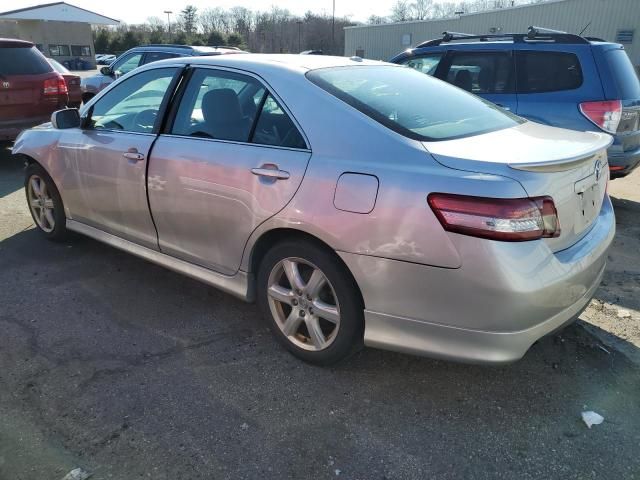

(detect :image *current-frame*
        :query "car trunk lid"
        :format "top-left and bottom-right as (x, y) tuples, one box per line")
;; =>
(423, 121), (613, 252)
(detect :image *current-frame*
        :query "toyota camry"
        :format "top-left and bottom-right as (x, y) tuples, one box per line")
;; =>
(12, 54), (615, 365)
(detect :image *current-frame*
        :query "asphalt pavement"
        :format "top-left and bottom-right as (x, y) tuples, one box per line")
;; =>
(1, 143), (639, 480)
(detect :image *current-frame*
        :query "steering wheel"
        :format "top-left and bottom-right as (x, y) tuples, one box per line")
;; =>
(133, 109), (158, 132)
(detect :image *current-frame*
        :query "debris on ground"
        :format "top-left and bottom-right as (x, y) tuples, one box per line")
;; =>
(581, 411), (604, 429)
(240, 422), (249, 431)
(617, 309), (632, 319)
(61, 468), (91, 480)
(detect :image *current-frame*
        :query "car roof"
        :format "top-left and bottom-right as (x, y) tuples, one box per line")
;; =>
(0, 37), (34, 48)
(161, 53), (385, 73)
(127, 44), (243, 55)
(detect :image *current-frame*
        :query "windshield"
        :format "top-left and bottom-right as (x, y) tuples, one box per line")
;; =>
(306, 65), (523, 141)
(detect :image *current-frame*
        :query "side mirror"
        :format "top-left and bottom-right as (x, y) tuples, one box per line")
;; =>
(100, 66), (113, 76)
(51, 108), (80, 129)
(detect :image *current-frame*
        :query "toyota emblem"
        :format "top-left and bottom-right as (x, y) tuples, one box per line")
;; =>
(594, 159), (602, 181)
(1, 81), (9, 89)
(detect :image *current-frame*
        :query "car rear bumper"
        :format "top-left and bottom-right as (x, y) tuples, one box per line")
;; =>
(0, 116), (51, 141)
(339, 196), (615, 364)
(607, 144), (640, 178)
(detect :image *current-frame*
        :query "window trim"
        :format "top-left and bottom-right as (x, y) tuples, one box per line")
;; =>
(161, 65), (311, 152)
(82, 66), (183, 136)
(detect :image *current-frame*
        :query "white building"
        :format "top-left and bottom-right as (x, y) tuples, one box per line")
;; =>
(345, 0), (640, 69)
(0, 2), (119, 68)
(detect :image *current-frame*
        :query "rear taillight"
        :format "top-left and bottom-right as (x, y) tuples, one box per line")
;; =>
(43, 75), (68, 96)
(427, 193), (561, 242)
(579, 100), (622, 134)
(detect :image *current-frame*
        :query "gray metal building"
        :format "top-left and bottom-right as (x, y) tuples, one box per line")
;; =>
(345, 0), (640, 68)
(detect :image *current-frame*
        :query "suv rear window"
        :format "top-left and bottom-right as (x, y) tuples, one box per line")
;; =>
(0, 46), (52, 75)
(605, 48), (640, 99)
(517, 51), (583, 93)
(307, 65), (523, 141)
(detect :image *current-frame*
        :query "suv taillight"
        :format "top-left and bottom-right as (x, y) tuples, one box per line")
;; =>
(43, 75), (68, 96)
(579, 100), (622, 134)
(427, 193), (561, 242)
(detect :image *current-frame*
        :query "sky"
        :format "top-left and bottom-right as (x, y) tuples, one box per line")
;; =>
(6, 0), (422, 24)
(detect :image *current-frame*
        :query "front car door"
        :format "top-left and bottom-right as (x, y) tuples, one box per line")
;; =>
(148, 67), (311, 275)
(438, 50), (518, 112)
(58, 67), (180, 248)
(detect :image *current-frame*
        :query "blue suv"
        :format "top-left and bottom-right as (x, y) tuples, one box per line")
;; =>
(391, 27), (640, 178)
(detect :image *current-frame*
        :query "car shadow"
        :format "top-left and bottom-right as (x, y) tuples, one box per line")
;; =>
(0, 142), (24, 198)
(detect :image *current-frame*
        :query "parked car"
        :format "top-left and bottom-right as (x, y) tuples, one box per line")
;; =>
(0, 38), (68, 141)
(81, 44), (245, 103)
(96, 54), (116, 65)
(391, 27), (640, 178)
(14, 55), (614, 365)
(48, 58), (82, 108)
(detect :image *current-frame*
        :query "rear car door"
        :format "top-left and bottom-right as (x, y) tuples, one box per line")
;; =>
(148, 67), (311, 275)
(58, 67), (181, 249)
(438, 50), (517, 112)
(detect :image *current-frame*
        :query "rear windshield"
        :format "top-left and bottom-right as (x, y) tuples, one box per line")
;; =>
(306, 65), (523, 141)
(0, 46), (52, 76)
(605, 48), (640, 99)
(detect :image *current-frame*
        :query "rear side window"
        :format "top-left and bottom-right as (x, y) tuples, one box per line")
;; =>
(307, 65), (523, 141)
(444, 52), (514, 94)
(144, 52), (180, 64)
(252, 95), (307, 149)
(517, 51), (583, 93)
(605, 48), (640, 99)
(399, 54), (442, 76)
(0, 46), (52, 75)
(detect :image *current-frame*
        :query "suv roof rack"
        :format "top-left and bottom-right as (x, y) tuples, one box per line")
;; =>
(143, 44), (194, 50)
(416, 26), (591, 48)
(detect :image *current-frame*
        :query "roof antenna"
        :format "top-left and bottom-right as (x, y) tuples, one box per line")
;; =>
(578, 21), (591, 37)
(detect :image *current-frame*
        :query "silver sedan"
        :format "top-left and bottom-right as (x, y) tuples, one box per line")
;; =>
(13, 54), (615, 365)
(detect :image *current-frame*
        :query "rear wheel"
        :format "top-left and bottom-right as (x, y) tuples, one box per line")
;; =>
(257, 240), (364, 365)
(25, 163), (68, 241)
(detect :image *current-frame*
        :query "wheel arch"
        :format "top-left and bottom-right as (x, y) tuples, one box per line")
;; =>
(247, 228), (365, 309)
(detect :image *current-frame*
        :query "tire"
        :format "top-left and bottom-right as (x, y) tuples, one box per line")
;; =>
(257, 240), (364, 365)
(24, 163), (68, 241)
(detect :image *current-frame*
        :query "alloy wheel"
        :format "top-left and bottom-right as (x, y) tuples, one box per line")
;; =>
(267, 257), (341, 351)
(27, 175), (55, 233)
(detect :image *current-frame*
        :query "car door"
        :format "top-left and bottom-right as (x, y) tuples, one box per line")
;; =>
(148, 67), (311, 275)
(438, 50), (517, 112)
(58, 66), (181, 249)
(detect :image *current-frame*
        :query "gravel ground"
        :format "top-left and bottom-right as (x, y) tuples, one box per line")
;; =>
(1, 143), (639, 480)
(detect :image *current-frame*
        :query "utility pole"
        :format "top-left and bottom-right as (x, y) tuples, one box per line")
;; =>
(297, 20), (303, 52)
(331, 0), (335, 55)
(164, 10), (172, 43)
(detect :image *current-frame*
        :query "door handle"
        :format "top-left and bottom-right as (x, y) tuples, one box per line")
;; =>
(123, 151), (145, 162)
(251, 167), (290, 180)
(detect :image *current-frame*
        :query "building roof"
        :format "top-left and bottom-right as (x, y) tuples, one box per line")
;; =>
(0, 2), (119, 25)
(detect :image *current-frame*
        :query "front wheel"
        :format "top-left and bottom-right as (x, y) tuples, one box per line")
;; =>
(257, 240), (364, 365)
(25, 163), (68, 241)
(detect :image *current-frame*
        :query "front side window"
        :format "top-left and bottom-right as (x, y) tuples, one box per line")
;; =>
(399, 54), (442, 76)
(517, 51), (583, 93)
(89, 67), (177, 133)
(307, 65), (523, 141)
(444, 52), (514, 94)
(113, 53), (143, 76)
